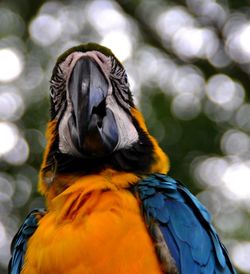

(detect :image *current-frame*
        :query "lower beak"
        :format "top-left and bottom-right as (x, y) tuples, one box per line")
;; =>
(67, 57), (119, 156)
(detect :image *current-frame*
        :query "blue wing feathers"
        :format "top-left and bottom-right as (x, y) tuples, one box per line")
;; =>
(9, 208), (46, 274)
(160, 225), (181, 271)
(178, 184), (228, 269)
(136, 174), (236, 274)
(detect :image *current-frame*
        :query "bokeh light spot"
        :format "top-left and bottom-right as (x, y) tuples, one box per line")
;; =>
(101, 31), (132, 61)
(0, 8), (25, 36)
(206, 74), (244, 111)
(172, 66), (205, 97)
(225, 18), (250, 63)
(221, 129), (250, 156)
(0, 222), (7, 249)
(223, 162), (250, 200)
(215, 210), (244, 233)
(235, 104), (250, 131)
(171, 93), (201, 120)
(172, 27), (204, 58)
(232, 242), (250, 272)
(155, 6), (195, 42)
(196, 190), (222, 216)
(0, 92), (24, 121)
(0, 122), (18, 155)
(29, 14), (62, 46)
(206, 74), (234, 104)
(0, 48), (23, 82)
(194, 157), (228, 187)
(13, 175), (32, 207)
(239, 24), (250, 55)
(87, 0), (127, 33)
(4, 137), (29, 165)
(0, 173), (14, 199)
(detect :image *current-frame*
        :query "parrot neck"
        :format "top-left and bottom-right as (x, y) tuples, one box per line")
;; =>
(39, 170), (140, 206)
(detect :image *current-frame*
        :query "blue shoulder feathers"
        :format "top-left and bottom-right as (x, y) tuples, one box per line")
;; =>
(9, 208), (46, 274)
(135, 174), (236, 274)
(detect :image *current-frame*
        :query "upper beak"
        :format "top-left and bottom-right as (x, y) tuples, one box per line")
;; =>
(67, 56), (119, 156)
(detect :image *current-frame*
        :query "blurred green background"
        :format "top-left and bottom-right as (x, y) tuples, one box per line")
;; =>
(0, 0), (250, 273)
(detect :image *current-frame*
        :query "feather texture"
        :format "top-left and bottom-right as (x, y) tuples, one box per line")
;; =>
(9, 209), (46, 274)
(135, 174), (236, 274)
(10, 175), (163, 274)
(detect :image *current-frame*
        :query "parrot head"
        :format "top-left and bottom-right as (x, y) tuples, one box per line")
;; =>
(40, 43), (169, 194)
(50, 45), (137, 158)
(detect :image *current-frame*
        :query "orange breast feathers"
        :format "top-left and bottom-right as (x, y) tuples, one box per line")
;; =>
(21, 175), (163, 274)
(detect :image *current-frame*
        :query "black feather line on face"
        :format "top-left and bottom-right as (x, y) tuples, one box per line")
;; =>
(111, 81), (134, 111)
(109, 56), (134, 108)
(49, 65), (66, 119)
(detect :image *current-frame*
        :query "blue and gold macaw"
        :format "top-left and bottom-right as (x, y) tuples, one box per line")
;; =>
(9, 43), (236, 274)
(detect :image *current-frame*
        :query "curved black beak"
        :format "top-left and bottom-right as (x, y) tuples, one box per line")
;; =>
(68, 57), (119, 156)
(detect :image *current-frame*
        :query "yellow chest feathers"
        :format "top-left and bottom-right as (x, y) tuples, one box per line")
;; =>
(22, 177), (163, 274)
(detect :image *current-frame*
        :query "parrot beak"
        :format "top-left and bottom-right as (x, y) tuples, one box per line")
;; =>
(67, 56), (119, 156)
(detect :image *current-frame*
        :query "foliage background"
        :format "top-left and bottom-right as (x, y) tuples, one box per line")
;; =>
(0, 0), (250, 273)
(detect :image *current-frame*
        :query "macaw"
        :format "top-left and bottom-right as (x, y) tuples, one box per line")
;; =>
(9, 43), (236, 274)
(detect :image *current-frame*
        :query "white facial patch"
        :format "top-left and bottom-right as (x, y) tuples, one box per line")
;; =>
(58, 101), (81, 156)
(106, 95), (139, 150)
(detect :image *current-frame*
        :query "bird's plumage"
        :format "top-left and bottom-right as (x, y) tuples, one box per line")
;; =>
(9, 43), (236, 274)
(11, 175), (164, 274)
(134, 174), (236, 274)
(9, 209), (46, 274)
